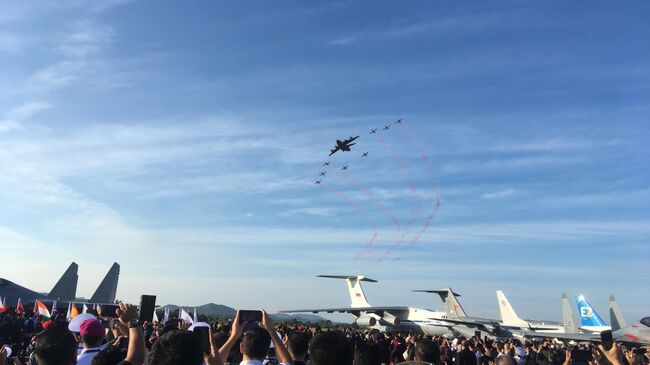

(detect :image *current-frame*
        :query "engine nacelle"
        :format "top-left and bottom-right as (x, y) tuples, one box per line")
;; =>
(355, 315), (377, 327)
(379, 313), (401, 326)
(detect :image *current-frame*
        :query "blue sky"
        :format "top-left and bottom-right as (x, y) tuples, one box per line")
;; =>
(0, 0), (648, 322)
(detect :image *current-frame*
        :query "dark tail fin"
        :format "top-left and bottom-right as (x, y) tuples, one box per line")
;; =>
(609, 295), (626, 331)
(90, 262), (120, 303)
(48, 262), (78, 301)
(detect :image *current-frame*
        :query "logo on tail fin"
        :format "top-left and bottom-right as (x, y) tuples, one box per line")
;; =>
(576, 294), (606, 327)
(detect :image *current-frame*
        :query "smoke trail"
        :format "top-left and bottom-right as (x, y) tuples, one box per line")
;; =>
(339, 171), (401, 232)
(319, 184), (379, 259)
(372, 133), (425, 261)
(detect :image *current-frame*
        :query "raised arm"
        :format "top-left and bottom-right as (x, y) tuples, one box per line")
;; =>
(117, 303), (146, 365)
(261, 309), (292, 365)
(219, 310), (245, 362)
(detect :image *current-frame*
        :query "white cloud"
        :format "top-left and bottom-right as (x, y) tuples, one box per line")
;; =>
(328, 37), (357, 46)
(482, 188), (518, 199)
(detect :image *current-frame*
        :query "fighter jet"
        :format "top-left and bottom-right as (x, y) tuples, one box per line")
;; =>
(362, 152), (369, 157)
(341, 165), (349, 171)
(323, 162), (330, 166)
(319, 171), (326, 176)
(396, 118), (402, 125)
(383, 125), (390, 130)
(370, 129), (377, 134)
(314, 180), (321, 185)
(329, 136), (359, 156)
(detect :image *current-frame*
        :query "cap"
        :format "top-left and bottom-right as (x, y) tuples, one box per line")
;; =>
(80, 319), (105, 337)
(42, 320), (54, 330)
(68, 313), (97, 332)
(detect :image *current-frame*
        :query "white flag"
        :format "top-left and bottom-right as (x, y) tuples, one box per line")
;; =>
(163, 307), (169, 323)
(66, 302), (72, 321)
(180, 308), (194, 325)
(193, 308), (198, 323)
(153, 309), (159, 323)
(83, 304), (89, 314)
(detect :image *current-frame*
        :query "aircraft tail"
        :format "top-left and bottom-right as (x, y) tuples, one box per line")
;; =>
(413, 288), (467, 318)
(561, 292), (578, 333)
(89, 262), (120, 303)
(318, 275), (375, 308)
(608, 295), (626, 331)
(496, 290), (528, 326)
(48, 262), (79, 301)
(576, 294), (607, 327)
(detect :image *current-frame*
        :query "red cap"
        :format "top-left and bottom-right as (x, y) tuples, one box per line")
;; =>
(42, 320), (54, 330)
(80, 319), (105, 337)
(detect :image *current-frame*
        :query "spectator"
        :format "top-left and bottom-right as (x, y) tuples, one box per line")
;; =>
(32, 328), (78, 365)
(308, 331), (354, 365)
(287, 331), (310, 365)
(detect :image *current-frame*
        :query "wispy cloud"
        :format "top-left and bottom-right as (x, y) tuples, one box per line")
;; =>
(328, 37), (357, 46)
(482, 188), (519, 199)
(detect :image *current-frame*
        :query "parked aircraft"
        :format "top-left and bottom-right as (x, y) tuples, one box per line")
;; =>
(496, 290), (564, 333)
(577, 294), (611, 332)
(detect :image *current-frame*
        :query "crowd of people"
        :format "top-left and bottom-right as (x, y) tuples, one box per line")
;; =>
(1, 304), (648, 365)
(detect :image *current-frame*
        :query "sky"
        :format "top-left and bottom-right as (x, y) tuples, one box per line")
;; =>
(0, 0), (648, 323)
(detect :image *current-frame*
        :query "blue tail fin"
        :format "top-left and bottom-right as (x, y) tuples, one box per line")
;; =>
(576, 294), (606, 327)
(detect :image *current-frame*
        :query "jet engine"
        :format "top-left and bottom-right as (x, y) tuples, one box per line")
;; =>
(355, 315), (377, 327)
(379, 313), (401, 326)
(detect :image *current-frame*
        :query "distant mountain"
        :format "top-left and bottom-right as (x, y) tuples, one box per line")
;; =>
(159, 303), (236, 316)
(158, 304), (330, 323)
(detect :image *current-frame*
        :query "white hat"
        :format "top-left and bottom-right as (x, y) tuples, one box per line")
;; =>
(188, 322), (210, 331)
(68, 313), (97, 332)
(2, 345), (11, 358)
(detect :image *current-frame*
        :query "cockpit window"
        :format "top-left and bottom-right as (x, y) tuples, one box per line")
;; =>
(641, 317), (650, 327)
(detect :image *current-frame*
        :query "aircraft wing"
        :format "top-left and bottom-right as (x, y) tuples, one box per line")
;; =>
(329, 146), (340, 156)
(344, 136), (359, 143)
(280, 306), (410, 316)
(517, 330), (599, 342)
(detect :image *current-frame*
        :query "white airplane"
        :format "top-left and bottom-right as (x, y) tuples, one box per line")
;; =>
(280, 275), (459, 336)
(496, 290), (565, 333)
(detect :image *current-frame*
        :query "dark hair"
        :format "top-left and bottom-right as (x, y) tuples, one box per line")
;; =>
(288, 331), (310, 357)
(415, 339), (441, 363)
(148, 330), (203, 365)
(354, 341), (381, 365)
(33, 329), (78, 365)
(92, 347), (127, 365)
(81, 334), (104, 348)
(241, 326), (271, 360)
(496, 355), (517, 365)
(309, 331), (353, 365)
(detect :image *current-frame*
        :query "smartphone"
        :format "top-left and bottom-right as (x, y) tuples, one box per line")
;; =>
(194, 326), (210, 353)
(600, 330), (613, 350)
(139, 295), (157, 323)
(99, 304), (119, 318)
(571, 349), (593, 364)
(239, 310), (262, 324)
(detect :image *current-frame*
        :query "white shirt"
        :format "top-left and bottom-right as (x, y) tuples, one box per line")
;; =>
(77, 347), (102, 365)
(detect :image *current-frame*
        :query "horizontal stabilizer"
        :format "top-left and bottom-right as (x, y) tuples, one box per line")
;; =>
(317, 275), (377, 283)
(415, 288), (466, 318)
(413, 289), (461, 297)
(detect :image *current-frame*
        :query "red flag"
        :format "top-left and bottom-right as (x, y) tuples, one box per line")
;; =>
(16, 298), (23, 315)
(0, 297), (7, 314)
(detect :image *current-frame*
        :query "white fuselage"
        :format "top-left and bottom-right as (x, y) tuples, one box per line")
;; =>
(360, 307), (453, 336)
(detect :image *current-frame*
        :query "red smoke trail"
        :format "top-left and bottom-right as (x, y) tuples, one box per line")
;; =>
(389, 122), (442, 261)
(339, 171), (401, 233)
(319, 184), (379, 259)
(372, 133), (425, 261)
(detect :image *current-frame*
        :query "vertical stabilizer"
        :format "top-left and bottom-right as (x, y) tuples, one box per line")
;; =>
(576, 294), (607, 327)
(496, 290), (528, 326)
(317, 275), (375, 308)
(609, 295), (626, 331)
(48, 262), (79, 301)
(562, 293), (578, 333)
(413, 288), (467, 318)
(89, 262), (120, 303)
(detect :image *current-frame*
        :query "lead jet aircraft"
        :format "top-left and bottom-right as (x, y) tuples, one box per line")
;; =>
(280, 275), (457, 336)
(370, 129), (377, 134)
(329, 136), (359, 156)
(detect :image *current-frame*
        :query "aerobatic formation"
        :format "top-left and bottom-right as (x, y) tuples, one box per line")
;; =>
(313, 118), (440, 261)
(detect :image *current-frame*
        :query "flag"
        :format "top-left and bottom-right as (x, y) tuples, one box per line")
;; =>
(16, 298), (23, 315)
(34, 300), (51, 319)
(51, 300), (58, 318)
(153, 309), (159, 323)
(180, 308), (193, 325)
(71, 303), (79, 319)
(193, 308), (198, 323)
(163, 307), (169, 323)
(0, 297), (7, 314)
(83, 304), (89, 314)
(66, 302), (72, 320)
